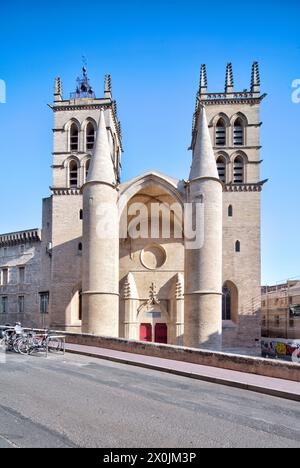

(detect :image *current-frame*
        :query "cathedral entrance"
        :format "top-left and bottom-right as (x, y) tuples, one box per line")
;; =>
(135, 283), (170, 344)
(140, 323), (152, 342)
(155, 323), (168, 344)
(139, 322), (168, 344)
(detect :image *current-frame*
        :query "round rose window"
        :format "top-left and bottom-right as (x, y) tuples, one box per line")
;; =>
(140, 244), (167, 270)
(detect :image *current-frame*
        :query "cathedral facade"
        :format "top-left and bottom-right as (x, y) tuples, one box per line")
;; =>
(0, 63), (266, 349)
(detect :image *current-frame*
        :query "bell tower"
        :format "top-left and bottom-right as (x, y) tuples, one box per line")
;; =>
(47, 67), (122, 329)
(190, 62), (267, 348)
(184, 105), (223, 350)
(51, 67), (122, 192)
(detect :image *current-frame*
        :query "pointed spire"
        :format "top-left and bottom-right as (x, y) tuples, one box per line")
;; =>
(170, 273), (184, 299)
(147, 283), (160, 306)
(199, 64), (207, 95)
(175, 273), (184, 300)
(86, 109), (116, 185)
(251, 61), (260, 95)
(118, 120), (122, 140)
(122, 273), (138, 299)
(104, 74), (112, 98)
(225, 63), (234, 94)
(112, 100), (118, 118)
(54, 77), (63, 102)
(192, 95), (198, 132)
(189, 105), (219, 181)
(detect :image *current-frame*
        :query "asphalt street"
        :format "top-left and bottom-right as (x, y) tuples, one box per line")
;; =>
(0, 352), (299, 448)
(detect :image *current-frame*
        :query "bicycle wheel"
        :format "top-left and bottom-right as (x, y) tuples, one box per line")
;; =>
(18, 338), (30, 356)
(47, 338), (63, 353)
(13, 337), (22, 353)
(0, 338), (6, 352)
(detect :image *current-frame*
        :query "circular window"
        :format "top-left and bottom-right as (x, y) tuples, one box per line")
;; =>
(140, 244), (167, 270)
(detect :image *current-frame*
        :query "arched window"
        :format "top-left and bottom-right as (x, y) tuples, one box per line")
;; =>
(216, 119), (226, 146)
(222, 286), (231, 320)
(86, 123), (95, 151)
(217, 156), (226, 183)
(222, 281), (238, 322)
(233, 156), (244, 184)
(69, 160), (79, 188)
(222, 281), (239, 323)
(70, 123), (79, 152)
(233, 118), (244, 146)
(85, 159), (91, 181)
(228, 205), (233, 217)
(79, 290), (82, 321)
(235, 240), (241, 253)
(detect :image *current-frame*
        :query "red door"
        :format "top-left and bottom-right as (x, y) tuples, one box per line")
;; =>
(155, 323), (168, 344)
(140, 323), (152, 342)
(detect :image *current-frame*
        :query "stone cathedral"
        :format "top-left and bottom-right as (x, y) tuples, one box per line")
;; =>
(0, 63), (266, 349)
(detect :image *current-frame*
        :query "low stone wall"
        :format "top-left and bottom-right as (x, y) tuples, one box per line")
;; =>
(62, 331), (300, 383)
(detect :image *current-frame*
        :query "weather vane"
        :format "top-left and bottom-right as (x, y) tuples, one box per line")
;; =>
(82, 56), (87, 73)
(70, 57), (96, 99)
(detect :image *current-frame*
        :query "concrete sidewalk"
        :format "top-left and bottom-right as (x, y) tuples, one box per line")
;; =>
(65, 343), (300, 402)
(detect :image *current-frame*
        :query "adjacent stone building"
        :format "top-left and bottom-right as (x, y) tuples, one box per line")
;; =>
(262, 281), (300, 340)
(0, 63), (266, 349)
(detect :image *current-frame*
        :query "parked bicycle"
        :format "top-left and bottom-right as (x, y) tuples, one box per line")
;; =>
(0, 323), (25, 353)
(0, 324), (65, 357)
(17, 330), (64, 356)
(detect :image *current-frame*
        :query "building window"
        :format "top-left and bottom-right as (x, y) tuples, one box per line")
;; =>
(86, 123), (95, 151)
(0, 296), (8, 314)
(233, 156), (244, 184)
(69, 160), (79, 188)
(216, 119), (226, 146)
(289, 318), (295, 328)
(228, 205), (233, 217)
(1, 268), (8, 285)
(235, 241), (241, 253)
(79, 290), (82, 321)
(222, 287), (231, 320)
(78, 242), (83, 253)
(233, 118), (244, 146)
(19, 267), (25, 284)
(79, 209), (83, 220)
(39, 292), (49, 315)
(70, 123), (79, 151)
(85, 159), (91, 182)
(216, 156), (226, 183)
(18, 296), (25, 314)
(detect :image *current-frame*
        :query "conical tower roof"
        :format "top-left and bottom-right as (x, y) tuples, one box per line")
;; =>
(86, 108), (115, 185)
(189, 105), (219, 181)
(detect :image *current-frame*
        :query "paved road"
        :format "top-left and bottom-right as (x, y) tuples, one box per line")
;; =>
(0, 352), (299, 448)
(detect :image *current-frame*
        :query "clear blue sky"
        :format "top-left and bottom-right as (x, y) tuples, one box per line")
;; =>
(0, 0), (299, 285)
